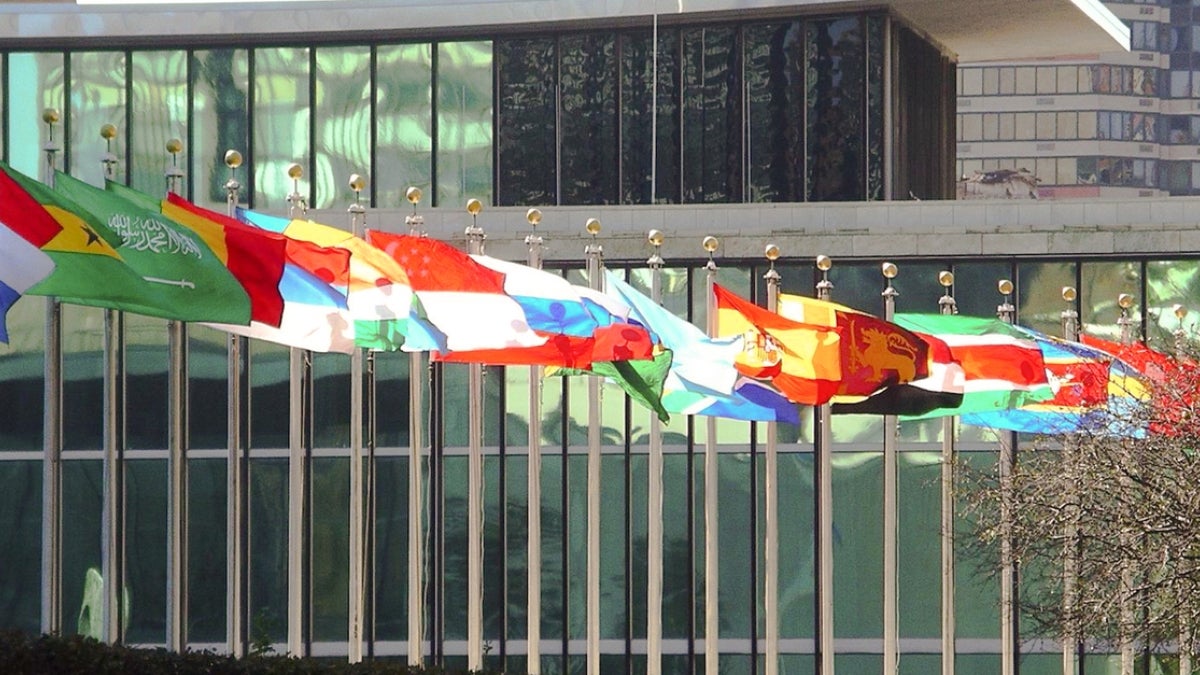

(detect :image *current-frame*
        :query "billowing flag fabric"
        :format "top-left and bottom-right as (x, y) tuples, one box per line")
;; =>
(473, 255), (598, 337)
(0, 224), (54, 343)
(713, 284), (841, 405)
(603, 272), (797, 423)
(52, 171), (252, 324)
(1081, 333), (1173, 383)
(105, 184), (287, 327)
(244, 217), (419, 352)
(840, 313), (1052, 420)
(777, 293), (929, 397)
(555, 349), (674, 422)
(367, 230), (545, 352)
(833, 330), (965, 416)
(961, 327), (1133, 435)
(1, 165), (196, 321)
(167, 198), (355, 352)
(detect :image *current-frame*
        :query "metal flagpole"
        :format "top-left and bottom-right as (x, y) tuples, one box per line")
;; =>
(348, 173), (367, 664)
(100, 123), (124, 645)
(405, 187), (427, 667)
(526, 208), (545, 675)
(1060, 286), (1080, 675)
(165, 138), (188, 653)
(585, 218), (604, 675)
(40, 108), (63, 637)
(465, 198), (486, 671)
(996, 279), (1017, 675)
(1175, 305), (1192, 675)
(646, 229), (665, 675)
(224, 150), (248, 657)
(881, 261), (900, 675)
(1116, 292), (1135, 675)
(702, 235), (720, 675)
(937, 271), (957, 675)
(286, 162), (309, 658)
(763, 244), (782, 675)
(814, 255), (835, 675)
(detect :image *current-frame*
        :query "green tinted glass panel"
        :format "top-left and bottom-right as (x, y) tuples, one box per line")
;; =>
(437, 41), (492, 207)
(125, 314), (168, 450)
(897, 452), (939, 638)
(376, 43), (432, 208)
(833, 451), (882, 638)
(314, 46), (372, 210)
(953, 261), (1013, 320)
(312, 352), (350, 448)
(61, 459), (102, 637)
(373, 455), (411, 641)
(1081, 260), (1141, 340)
(483, 455), (503, 641)
(955, 450), (1001, 639)
(248, 341), (288, 449)
(0, 460), (41, 632)
(187, 325), (228, 450)
(311, 456), (348, 640)
(129, 51), (187, 198)
(124, 459), (167, 644)
(187, 458), (227, 643)
(373, 350), (414, 448)
(252, 47), (310, 211)
(443, 454), (468, 640)
(539, 454), (564, 639)
(599, 454), (627, 639)
(247, 457), (288, 644)
(718, 453), (753, 639)
(1145, 259), (1200, 351)
(1017, 261), (1076, 337)
(69, 51), (126, 185)
(192, 49), (249, 209)
(506, 454), (528, 640)
(62, 305), (105, 451)
(8, 52), (63, 180)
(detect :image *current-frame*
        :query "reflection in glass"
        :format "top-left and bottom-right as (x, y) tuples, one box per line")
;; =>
(620, 30), (681, 204)
(61, 460), (103, 636)
(248, 341), (288, 449)
(130, 51), (188, 198)
(252, 47), (310, 211)
(745, 22), (805, 202)
(866, 16), (885, 200)
(192, 49), (249, 210)
(560, 33), (618, 205)
(1017, 261), (1076, 337)
(681, 27), (741, 203)
(373, 455), (410, 641)
(1080, 261), (1141, 340)
(496, 38), (556, 206)
(896, 452), (938, 639)
(952, 261), (1012, 320)
(314, 46), (372, 210)
(437, 42), (493, 207)
(312, 353), (350, 448)
(372, 351), (413, 448)
(7, 52), (63, 180)
(375, 44), (431, 209)
(718, 453), (752, 640)
(832, 452), (882, 638)
(69, 52), (126, 186)
(1145, 259), (1200, 350)
(807, 17), (865, 201)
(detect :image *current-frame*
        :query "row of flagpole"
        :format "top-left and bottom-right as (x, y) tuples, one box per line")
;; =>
(30, 112), (1189, 675)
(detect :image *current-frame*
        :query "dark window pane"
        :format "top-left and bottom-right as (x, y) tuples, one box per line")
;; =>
(125, 314), (168, 451)
(61, 460), (103, 637)
(187, 326), (228, 450)
(63, 305), (105, 452)
(312, 353), (350, 448)
(124, 459), (167, 644)
(746, 22), (805, 202)
(681, 27), (742, 203)
(187, 458), (227, 643)
(0, 461), (41, 633)
(560, 33), (617, 205)
(248, 457), (289, 644)
(496, 38), (557, 206)
(373, 455), (410, 641)
(311, 456), (348, 641)
(867, 16), (886, 200)
(249, 341), (288, 449)
(806, 17), (865, 201)
(0, 297), (44, 451)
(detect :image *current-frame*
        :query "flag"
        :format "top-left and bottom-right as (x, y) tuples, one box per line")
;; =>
(832, 330), (965, 416)
(713, 284), (841, 405)
(0, 223), (54, 343)
(367, 230), (546, 352)
(0, 165), (208, 322)
(837, 313), (1052, 420)
(52, 171), (251, 324)
(605, 272), (797, 423)
(242, 216), (421, 352)
(472, 255), (598, 337)
(960, 327), (1126, 435)
(160, 198), (357, 352)
(777, 293), (929, 397)
(103, 184), (288, 327)
(555, 349), (675, 422)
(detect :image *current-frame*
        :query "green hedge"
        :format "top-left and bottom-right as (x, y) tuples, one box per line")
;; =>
(0, 631), (502, 675)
